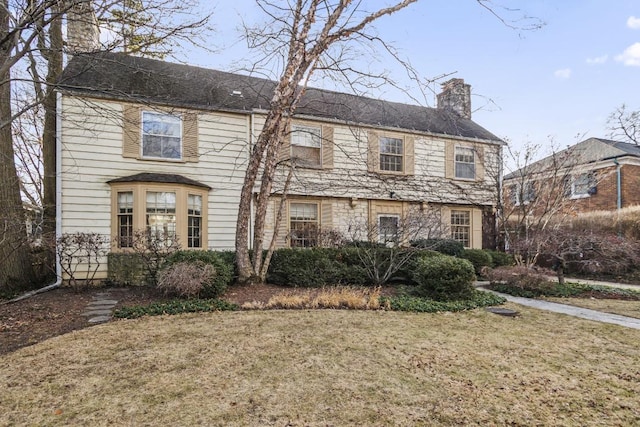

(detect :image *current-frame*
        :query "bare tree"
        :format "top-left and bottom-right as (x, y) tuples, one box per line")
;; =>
(234, 0), (543, 284)
(608, 104), (639, 145)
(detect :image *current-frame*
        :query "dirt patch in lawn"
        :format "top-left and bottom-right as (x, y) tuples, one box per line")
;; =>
(1, 284), (398, 355)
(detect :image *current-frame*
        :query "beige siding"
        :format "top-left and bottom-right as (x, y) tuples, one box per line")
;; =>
(60, 95), (249, 279)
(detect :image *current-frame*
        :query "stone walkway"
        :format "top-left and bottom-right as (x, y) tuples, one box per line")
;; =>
(81, 291), (117, 324)
(477, 283), (640, 330)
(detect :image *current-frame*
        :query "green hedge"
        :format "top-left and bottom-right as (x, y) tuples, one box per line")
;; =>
(460, 249), (493, 275)
(410, 238), (464, 257)
(385, 290), (505, 312)
(411, 255), (476, 301)
(485, 250), (514, 267)
(164, 251), (235, 298)
(114, 298), (238, 318)
(267, 248), (367, 287)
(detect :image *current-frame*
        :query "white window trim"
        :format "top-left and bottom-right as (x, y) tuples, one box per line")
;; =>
(569, 173), (592, 199)
(289, 201), (320, 247)
(454, 146), (476, 180)
(450, 209), (471, 248)
(512, 182), (535, 206)
(141, 110), (183, 161)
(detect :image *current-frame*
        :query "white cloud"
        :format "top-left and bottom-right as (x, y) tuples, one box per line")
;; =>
(586, 55), (608, 65)
(615, 42), (640, 66)
(554, 68), (572, 79)
(627, 16), (640, 29)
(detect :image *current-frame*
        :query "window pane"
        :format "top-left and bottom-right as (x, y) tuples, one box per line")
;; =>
(454, 147), (475, 179)
(573, 174), (590, 195)
(146, 191), (177, 244)
(291, 125), (321, 148)
(378, 215), (399, 244)
(117, 191), (133, 248)
(290, 202), (318, 247)
(450, 210), (470, 248)
(379, 137), (403, 172)
(188, 194), (203, 248)
(142, 112), (182, 159)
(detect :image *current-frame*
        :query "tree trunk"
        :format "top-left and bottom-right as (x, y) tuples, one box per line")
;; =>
(0, 0), (35, 290)
(41, 3), (63, 275)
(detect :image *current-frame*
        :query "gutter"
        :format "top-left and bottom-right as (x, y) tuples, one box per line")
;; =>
(3, 93), (64, 304)
(612, 157), (622, 211)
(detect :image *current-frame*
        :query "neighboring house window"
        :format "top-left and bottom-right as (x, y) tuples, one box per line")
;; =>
(378, 215), (400, 244)
(110, 181), (208, 250)
(450, 210), (471, 248)
(117, 191), (134, 248)
(380, 137), (404, 172)
(187, 194), (203, 248)
(569, 173), (595, 198)
(289, 202), (319, 247)
(142, 111), (182, 160)
(146, 191), (177, 244)
(511, 182), (536, 205)
(454, 147), (475, 179)
(291, 125), (321, 167)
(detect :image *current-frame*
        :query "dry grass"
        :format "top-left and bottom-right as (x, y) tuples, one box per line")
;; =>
(570, 205), (640, 239)
(242, 286), (386, 310)
(545, 297), (640, 319)
(2, 306), (640, 426)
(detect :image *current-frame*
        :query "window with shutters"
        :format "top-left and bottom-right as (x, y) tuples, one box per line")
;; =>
(291, 125), (322, 167)
(454, 147), (475, 180)
(380, 137), (404, 172)
(289, 202), (319, 248)
(110, 183), (207, 250)
(141, 111), (182, 160)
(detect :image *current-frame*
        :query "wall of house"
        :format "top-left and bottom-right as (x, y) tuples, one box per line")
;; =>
(566, 164), (640, 212)
(260, 114), (500, 207)
(60, 95), (248, 279)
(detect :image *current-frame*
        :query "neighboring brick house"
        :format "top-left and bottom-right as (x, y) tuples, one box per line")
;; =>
(56, 52), (503, 281)
(504, 137), (640, 215)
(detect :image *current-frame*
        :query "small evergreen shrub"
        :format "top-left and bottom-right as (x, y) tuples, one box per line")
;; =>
(114, 298), (237, 319)
(384, 290), (505, 312)
(410, 238), (464, 257)
(460, 249), (493, 275)
(486, 250), (514, 267)
(411, 255), (476, 301)
(164, 251), (234, 297)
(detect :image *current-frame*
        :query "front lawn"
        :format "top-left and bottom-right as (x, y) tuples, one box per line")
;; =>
(2, 307), (640, 425)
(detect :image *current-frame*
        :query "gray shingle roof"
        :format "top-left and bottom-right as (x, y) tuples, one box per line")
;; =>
(106, 172), (211, 189)
(60, 52), (502, 142)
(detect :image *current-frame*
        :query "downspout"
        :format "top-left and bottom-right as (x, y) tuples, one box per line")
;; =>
(613, 157), (622, 237)
(248, 112), (255, 250)
(5, 93), (63, 303)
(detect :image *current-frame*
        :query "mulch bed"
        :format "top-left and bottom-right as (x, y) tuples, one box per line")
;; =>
(0, 284), (396, 356)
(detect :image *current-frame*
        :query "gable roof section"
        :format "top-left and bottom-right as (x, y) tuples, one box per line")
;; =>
(60, 51), (501, 143)
(504, 137), (640, 180)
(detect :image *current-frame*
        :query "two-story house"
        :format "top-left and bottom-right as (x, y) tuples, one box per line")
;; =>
(57, 52), (503, 281)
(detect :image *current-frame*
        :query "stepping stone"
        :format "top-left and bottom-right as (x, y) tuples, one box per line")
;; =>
(90, 299), (118, 305)
(94, 293), (111, 298)
(82, 309), (113, 317)
(86, 302), (116, 308)
(485, 307), (519, 317)
(88, 315), (112, 324)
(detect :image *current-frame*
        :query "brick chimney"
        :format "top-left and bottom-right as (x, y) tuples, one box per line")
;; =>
(437, 78), (471, 119)
(66, 0), (100, 55)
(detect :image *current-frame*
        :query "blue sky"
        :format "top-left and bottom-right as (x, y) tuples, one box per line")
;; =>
(184, 1), (640, 159)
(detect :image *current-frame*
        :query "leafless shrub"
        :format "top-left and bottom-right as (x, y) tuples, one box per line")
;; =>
(55, 232), (109, 291)
(485, 265), (555, 291)
(157, 261), (216, 298)
(128, 229), (181, 285)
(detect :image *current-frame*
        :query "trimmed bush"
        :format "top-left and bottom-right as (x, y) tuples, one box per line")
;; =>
(486, 250), (514, 267)
(410, 238), (464, 257)
(411, 255), (476, 301)
(267, 248), (367, 287)
(460, 249), (493, 275)
(164, 251), (234, 298)
(384, 290), (505, 312)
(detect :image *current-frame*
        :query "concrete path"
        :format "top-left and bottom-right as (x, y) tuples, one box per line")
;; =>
(81, 292), (118, 324)
(478, 287), (640, 330)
